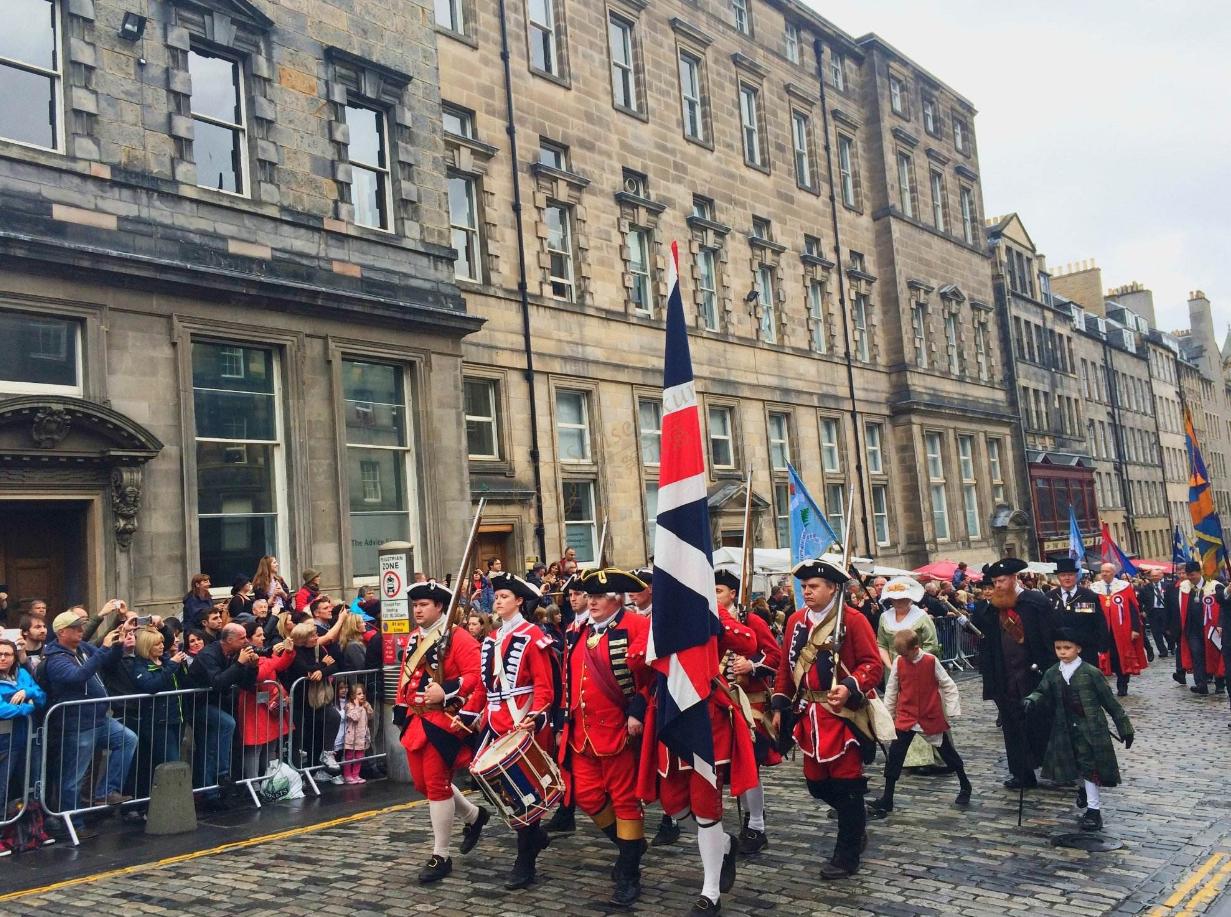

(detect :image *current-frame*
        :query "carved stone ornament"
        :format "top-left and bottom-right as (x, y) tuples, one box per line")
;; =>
(111, 466), (143, 550)
(31, 407), (72, 448)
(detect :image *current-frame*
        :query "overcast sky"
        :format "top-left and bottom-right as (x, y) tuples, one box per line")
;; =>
(805, 0), (1231, 336)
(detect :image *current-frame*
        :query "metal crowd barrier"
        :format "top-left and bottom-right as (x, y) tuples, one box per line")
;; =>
(286, 667), (385, 796)
(936, 616), (980, 672)
(1, 712), (35, 829)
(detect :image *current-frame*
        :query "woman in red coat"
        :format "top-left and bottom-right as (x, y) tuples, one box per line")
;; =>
(237, 620), (296, 779)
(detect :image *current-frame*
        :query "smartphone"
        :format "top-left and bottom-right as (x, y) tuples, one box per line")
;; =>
(1, 628), (20, 643)
(135, 615), (152, 626)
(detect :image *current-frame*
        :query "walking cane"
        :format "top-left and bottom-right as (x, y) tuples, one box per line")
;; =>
(1017, 782), (1025, 828)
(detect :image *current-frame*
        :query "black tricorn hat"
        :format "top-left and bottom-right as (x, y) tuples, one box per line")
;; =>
(983, 557), (1028, 579)
(714, 569), (741, 591)
(407, 580), (453, 605)
(791, 558), (848, 585)
(562, 574), (588, 594)
(489, 572), (542, 602)
(1054, 558), (1080, 575)
(579, 568), (648, 595)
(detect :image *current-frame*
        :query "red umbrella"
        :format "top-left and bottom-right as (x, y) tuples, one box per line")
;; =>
(1133, 559), (1171, 572)
(911, 560), (961, 581)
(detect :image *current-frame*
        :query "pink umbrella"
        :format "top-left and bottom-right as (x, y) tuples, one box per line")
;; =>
(911, 560), (961, 581)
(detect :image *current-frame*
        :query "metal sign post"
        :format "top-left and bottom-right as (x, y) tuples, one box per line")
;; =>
(377, 540), (414, 783)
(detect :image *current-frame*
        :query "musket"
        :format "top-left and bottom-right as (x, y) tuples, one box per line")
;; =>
(737, 464), (755, 614)
(598, 515), (611, 568)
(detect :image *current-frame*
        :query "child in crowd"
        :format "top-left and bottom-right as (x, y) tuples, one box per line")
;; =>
(327, 681), (350, 785)
(342, 683), (373, 785)
(868, 628), (972, 818)
(1024, 629), (1134, 831)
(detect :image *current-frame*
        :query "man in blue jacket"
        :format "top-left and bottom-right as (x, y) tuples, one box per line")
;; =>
(43, 611), (137, 813)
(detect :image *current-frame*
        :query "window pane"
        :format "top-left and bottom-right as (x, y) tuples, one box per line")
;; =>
(1, 0), (57, 70)
(193, 118), (242, 193)
(557, 391), (583, 425)
(350, 512), (410, 578)
(196, 441), (276, 514)
(345, 105), (383, 167)
(562, 481), (595, 563)
(188, 51), (241, 125)
(343, 360), (405, 447)
(0, 311), (77, 388)
(0, 65), (56, 148)
(351, 166), (386, 229)
(192, 344), (276, 439)
(347, 448), (407, 512)
(639, 400), (661, 465)
(199, 515), (276, 584)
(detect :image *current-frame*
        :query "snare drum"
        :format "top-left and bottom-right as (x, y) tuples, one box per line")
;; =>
(469, 729), (563, 828)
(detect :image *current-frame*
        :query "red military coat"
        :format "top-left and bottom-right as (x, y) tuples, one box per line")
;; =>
(722, 606), (782, 766)
(480, 615), (558, 751)
(564, 608), (652, 757)
(637, 606), (760, 801)
(395, 623), (484, 767)
(1092, 579), (1147, 676)
(772, 604), (882, 764)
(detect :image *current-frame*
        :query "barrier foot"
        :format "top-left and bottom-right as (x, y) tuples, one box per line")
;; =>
(244, 779), (263, 809)
(302, 767), (322, 797)
(64, 814), (80, 847)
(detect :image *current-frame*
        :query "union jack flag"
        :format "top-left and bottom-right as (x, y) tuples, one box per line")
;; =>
(647, 241), (721, 785)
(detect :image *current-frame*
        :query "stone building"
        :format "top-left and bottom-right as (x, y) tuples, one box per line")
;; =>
(1175, 290), (1231, 521)
(985, 214), (1096, 561)
(435, 0), (1026, 570)
(0, 0), (476, 616)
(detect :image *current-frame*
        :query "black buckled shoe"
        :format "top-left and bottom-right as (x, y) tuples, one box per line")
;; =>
(690, 895), (721, 915)
(418, 854), (452, 884)
(505, 855), (535, 890)
(719, 833), (738, 893)
(652, 814), (681, 847)
(819, 859), (857, 880)
(738, 826), (767, 855)
(1078, 809), (1103, 832)
(460, 806), (489, 855)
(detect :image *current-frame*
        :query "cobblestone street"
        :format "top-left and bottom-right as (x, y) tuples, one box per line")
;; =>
(3, 663), (1229, 917)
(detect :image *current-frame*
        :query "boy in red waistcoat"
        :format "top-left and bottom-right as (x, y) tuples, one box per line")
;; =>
(867, 628), (972, 817)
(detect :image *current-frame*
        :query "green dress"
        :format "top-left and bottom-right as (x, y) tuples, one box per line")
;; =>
(1025, 661), (1133, 786)
(877, 607), (943, 767)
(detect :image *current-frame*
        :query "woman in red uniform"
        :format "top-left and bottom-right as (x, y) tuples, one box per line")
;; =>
(393, 580), (487, 883)
(481, 571), (559, 889)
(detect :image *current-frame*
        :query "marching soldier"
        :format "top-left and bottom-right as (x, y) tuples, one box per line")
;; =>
(1046, 558), (1108, 664)
(564, 569), (653, 906)
(393, 580), (489, 884)
(771, 558), (882, 880)
(544, 573), (590, 836)
(1090, 563), (1147, 696)
(637, 591), (759, 914)
(714, 569), (781, 855)
(481, 572), (559, 889)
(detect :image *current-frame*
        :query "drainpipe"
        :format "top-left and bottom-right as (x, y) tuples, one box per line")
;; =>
(496, 0), (547, 563)
(814, 39), (871, 558)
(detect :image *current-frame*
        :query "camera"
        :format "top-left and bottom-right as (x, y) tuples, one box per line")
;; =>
(135, 615), (152, 626)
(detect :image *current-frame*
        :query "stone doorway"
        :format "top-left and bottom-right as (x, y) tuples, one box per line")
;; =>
(0, 498), (95, 621)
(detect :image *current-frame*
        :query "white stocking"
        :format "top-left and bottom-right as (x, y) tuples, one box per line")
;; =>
(429, 798), (454, 857)
(697, 821), (730, 902)
(741, 784), (766, 832)
(453, 786), (479, 824)
(1084, 780), (1101, 811)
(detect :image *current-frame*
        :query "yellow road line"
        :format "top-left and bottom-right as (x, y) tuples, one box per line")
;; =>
(1157, 852), (1229, 911)
(0, 797), (428, 903)
(1177, 859), (1231, 917)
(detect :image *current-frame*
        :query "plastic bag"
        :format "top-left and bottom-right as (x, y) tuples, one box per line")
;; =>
(259, 759), (304, 802)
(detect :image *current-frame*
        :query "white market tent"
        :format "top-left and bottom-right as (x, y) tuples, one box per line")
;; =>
(711, 546), (885, 594)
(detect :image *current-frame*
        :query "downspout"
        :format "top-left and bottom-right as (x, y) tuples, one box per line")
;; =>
(814, 39), (871, 558)
(496, 0), (547, 562)
(1102, 337), (1140, 556)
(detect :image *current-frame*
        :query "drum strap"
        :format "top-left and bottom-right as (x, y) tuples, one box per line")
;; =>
(493, 636), (530, 725)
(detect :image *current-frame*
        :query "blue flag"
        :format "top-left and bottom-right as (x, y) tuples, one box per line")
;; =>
(1172, 526), (1188, 566)
(1067, 504), (1084, 562)
(787, 463), (840, 608)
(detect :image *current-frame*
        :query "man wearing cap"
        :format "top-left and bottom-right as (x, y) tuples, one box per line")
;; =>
(481, 571), (559, 889)
(544, 573), (591, 836)
(637, 584), (758, 914)
(394, 580), (488, 883)
(714, 568), (780, 855)
(1168, 560), (1224, 695)
(42, 611), (138, 815)
(770, 558), (881, 880)
(1047, 558), (1107, 667)
(563, 569), (652, 906)
(1090, 563), (1148, 697)
(971, 558), (1057, 789)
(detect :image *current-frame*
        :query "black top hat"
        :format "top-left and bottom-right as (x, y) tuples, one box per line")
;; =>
(1054, 557), (1080, 575)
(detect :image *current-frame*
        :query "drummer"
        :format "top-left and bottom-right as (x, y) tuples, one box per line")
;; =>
(393, 579), (488, 884)
(480, 571), (560, 889)
(565, 568), (653, 906)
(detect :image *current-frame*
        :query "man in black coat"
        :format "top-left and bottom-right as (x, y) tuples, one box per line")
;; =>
(188, 622), (259, 806)
(1137, 569), (1170, 659)
(972, 557), (1058, 789)
(1047, 558), (1108, 660)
